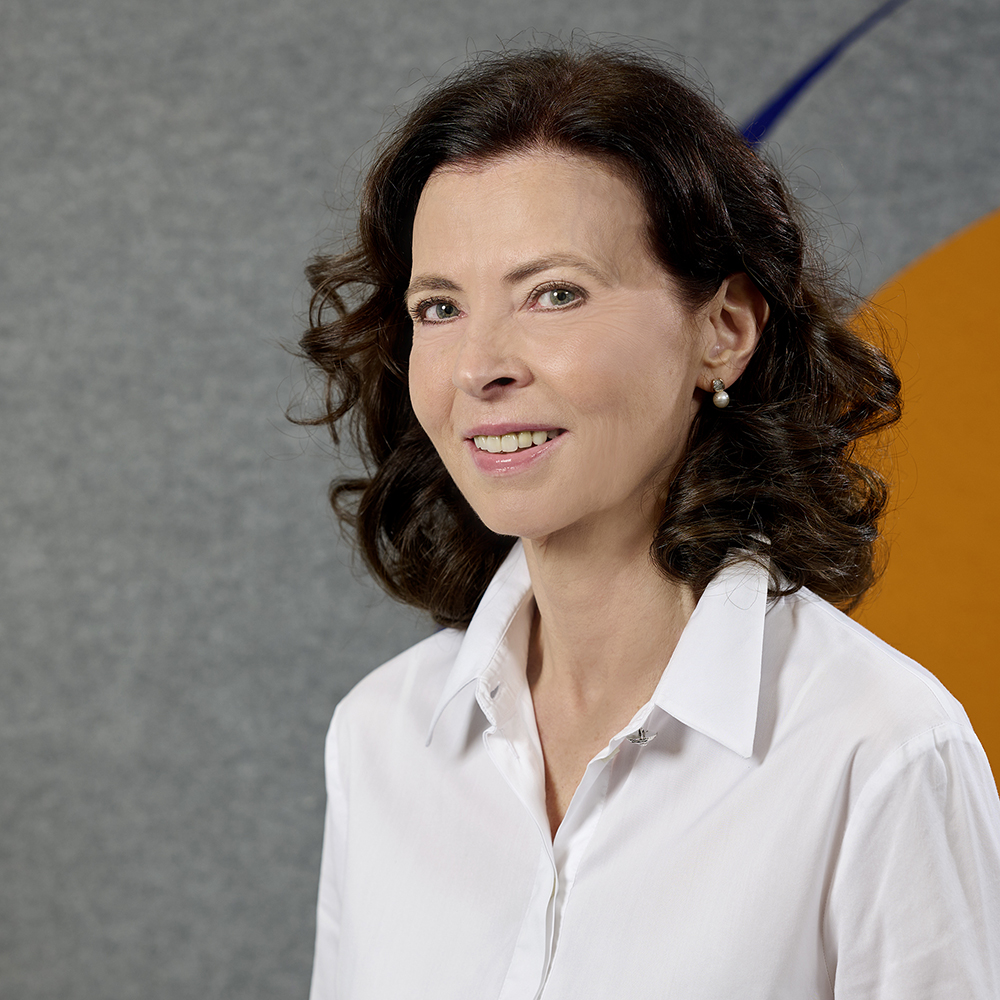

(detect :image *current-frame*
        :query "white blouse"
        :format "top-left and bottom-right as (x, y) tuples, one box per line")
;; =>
(309, 543), (1000, 999)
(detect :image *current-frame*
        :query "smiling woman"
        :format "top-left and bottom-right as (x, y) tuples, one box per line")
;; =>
(296, 44), (1000, 1000)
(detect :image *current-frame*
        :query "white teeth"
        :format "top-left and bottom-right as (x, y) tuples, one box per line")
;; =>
(473, 430), (561, 453)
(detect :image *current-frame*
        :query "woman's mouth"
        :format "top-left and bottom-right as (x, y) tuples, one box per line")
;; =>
(472, 430), (563, 454)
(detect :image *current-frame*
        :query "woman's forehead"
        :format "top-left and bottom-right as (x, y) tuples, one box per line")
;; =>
(411, 150), (657, 280)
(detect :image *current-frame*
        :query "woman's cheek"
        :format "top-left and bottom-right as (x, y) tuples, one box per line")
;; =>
(407, 344), (443, 434)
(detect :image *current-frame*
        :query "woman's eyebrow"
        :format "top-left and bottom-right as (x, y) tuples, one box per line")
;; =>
(404, 275), (462, 300)
(404, 254), (613, 302)
(504, 254), (613, 286)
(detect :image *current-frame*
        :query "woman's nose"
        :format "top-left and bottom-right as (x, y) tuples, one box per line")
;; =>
(451, 318), (533, 398)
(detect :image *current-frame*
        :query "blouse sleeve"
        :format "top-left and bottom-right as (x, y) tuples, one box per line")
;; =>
(825, 721), (1000, 998)
(309, 706), (349, 1000)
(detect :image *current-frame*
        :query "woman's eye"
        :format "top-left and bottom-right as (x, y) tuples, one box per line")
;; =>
(536, 287), (580, 309)
(416, 301), (460, 322)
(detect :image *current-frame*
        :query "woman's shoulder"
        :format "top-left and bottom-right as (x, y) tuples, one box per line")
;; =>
(767, 587), (982, 769)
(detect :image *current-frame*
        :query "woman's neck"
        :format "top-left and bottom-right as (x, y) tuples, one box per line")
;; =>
(522, 518), (695, 714)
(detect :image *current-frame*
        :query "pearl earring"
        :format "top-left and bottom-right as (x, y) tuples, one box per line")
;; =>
(711, 379), (730, 409)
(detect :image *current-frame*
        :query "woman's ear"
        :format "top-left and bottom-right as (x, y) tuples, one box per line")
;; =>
(699, 273), (768, 390)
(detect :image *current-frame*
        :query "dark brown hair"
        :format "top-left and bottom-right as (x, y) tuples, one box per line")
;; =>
(297, 44), (901, 628)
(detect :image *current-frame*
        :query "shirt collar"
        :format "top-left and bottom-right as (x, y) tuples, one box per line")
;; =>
(425, 541), (533, 744)
(649, 558), (766, 759)
(426, 543), (767, 759)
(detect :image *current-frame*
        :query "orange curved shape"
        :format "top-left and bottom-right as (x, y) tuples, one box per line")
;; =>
(856, 207), (1000, 779)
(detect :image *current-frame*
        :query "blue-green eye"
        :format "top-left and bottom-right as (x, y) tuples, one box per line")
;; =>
(415, 300), (460, 322)
(537, 287), (580, 309)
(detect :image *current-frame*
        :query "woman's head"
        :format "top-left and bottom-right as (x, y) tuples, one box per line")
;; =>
(406, 148), (764, 545)
(299, 44), (901, 627)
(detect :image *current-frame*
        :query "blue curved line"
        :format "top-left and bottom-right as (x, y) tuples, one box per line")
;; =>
(741, 0), (912, 145)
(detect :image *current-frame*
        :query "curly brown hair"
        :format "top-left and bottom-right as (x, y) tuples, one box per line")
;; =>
(296, 44), (901, 628)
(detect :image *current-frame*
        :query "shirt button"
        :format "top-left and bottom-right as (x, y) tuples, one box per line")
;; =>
(626, 728), (657, 745)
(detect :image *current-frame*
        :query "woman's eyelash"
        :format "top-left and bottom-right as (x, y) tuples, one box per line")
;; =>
(409, 298), (459, 322)
(531, 282), (586, 308)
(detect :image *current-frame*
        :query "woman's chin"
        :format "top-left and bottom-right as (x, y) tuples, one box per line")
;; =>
(470, 502), (568, 543)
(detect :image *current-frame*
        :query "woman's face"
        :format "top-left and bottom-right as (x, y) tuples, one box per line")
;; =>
(406, 149), (716, 546)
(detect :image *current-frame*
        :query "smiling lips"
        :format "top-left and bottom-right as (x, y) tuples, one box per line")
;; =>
(472, 429), (562, 454)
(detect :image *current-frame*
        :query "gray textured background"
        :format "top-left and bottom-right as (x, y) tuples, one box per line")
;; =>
(3, 0), (998, 996)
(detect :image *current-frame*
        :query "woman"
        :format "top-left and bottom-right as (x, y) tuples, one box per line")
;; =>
(299, 45), (1000, 999)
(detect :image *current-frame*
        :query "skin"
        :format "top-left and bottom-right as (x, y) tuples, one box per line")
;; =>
(407, 149), (765, 836)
